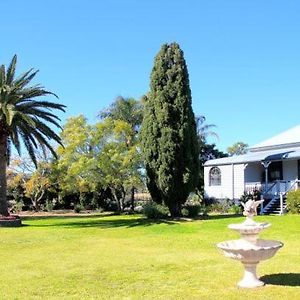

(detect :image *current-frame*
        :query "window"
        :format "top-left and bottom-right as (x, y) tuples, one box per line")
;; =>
(265, 161), (283, 182)
(209, 167), (221, 186)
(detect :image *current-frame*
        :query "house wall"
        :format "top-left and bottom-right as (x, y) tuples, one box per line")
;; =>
(204, 164), (245, 200)
(234, 164), (245, 198)
(283, 159), (298, 180)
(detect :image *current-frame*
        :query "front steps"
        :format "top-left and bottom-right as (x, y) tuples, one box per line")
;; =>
(262, 196), (286, 215)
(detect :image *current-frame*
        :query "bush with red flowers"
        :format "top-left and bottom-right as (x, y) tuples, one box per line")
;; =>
(0, 214), (20, 220)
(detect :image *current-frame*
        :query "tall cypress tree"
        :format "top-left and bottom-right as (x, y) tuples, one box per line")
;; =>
(141, 43), (199, 217)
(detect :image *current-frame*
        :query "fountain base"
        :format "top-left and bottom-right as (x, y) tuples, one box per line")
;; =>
(238, 262), (264, 288)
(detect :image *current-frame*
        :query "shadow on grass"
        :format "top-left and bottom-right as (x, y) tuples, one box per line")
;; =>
(25, 215), (177, 229)
(21, 212), (116, 221)
(260, 273), (300, 287)
(205, 214), (243, 220)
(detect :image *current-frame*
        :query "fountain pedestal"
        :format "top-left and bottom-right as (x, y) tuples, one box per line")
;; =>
(217, 199), (283, 288)
(238, 262), (264, 288)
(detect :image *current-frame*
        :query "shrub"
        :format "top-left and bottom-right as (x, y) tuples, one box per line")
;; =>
(203, 197), (217, 206)
(74, 203), (84, 213)
(143, 202), (169, 219)
(8, 200), (24, 213)
(240, 187), (262, 203)
(187, 193), (202, 205)
(182, 204), (201, 218)
(228, 204), (242, 215)
(208, 198), (233, 214)
(44, 200), (54, 212)
(286, 190), (300, 214)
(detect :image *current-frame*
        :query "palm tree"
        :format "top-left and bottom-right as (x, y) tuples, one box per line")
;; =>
(195, 115), (219, 144)
(0, 55), (65, 216)
(99, 96), (143, 133)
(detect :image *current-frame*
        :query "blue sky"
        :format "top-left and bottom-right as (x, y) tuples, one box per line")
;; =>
(1, 0), (300, 151)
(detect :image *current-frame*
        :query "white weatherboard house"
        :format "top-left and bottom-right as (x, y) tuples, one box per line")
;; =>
(204, 125), (300, 214)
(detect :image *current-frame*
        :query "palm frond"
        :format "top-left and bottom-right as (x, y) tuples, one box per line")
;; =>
(30, 129), (58, 159)
(22, 133), (38, 167)
(17, 101), (65, 113)
(15, 112), (37, 128)
(15, 87), (57, 102)
(2, 103), (16, 126)
(0, 65), (6, 87)
(10, 127), (21, 156)
(13, 69), (38, 90)
(6, 55), (17, 85)
(19, 107), (63, 128)
(34, 120), (63, 145)
(33, 113), (62, 129)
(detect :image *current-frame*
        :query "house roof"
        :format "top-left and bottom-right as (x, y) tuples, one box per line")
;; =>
(205, 124), (300, 167)
(250, 124), (300, 152)
(204, 147), (300, 167)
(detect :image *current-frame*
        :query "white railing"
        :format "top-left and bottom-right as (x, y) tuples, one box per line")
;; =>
(283, 179), (300, 195)
(245, 180), (298, 197)
(244, 182), (262, 193)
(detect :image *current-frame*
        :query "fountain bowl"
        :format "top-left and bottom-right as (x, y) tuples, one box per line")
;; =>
(217, 239), (283, 288)
(217, 239), (283, 263)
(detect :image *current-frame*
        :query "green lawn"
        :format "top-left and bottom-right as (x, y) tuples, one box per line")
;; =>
(0, 214), (299, 299)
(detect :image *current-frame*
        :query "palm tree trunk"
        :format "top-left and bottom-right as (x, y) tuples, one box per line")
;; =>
(0, 134), (9, 216)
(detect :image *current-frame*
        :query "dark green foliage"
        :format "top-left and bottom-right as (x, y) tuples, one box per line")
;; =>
(240, 187), (261, 203)
(74, 203), (84, 213)
(142, 202), (169, 219)
(199, 143), (228, 164)
(141, 43), (199, 217)
(228, 204), (242, 215)
(181, 204), (201, 218)
(286, 190), (300, 214)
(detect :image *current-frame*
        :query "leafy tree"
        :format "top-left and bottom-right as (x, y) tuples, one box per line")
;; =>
(99, 96), (144, 210)
(227, 141), (249, 156)
(57, 115), (96, 200)
(141, 43), (199, 217)
(0, 55), (65, 216)
(24, 165), (51, 211)
(8, 151), (61, 212)
(57, 115), (143, 212)
(6, 158), (28, 210)
(97, 118), (143, 211)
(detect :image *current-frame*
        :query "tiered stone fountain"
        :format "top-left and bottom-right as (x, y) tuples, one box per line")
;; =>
(217, 199), (283, 288)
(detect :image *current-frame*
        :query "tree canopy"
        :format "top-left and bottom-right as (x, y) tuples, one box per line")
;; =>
(227, 141), (249, 156)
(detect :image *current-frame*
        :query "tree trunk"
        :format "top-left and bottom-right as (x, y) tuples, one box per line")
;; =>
(112, 189), (122, 212)
(0, 134), (9, 216)
(33, 190), (45, 211)
(130, 186), (135, 211)
(168, 202), (182, 218)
